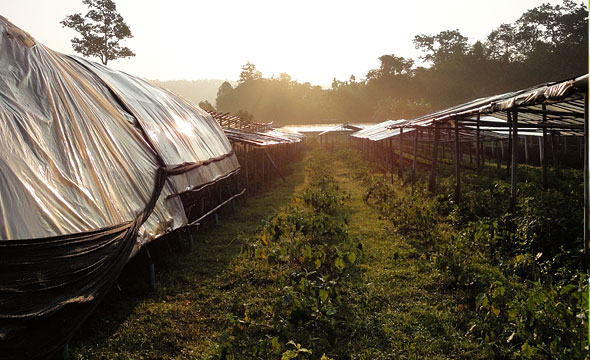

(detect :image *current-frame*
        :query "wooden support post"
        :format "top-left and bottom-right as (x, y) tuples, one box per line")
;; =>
(244, 145), (250, 193)
(510, 111), (519, 213)
(188, 227), (195, 251)
(398, 128), (404, 180)
(538, 137), (543, 166)
(524, 135), (529, 164)
(506, 112), (513, 177)
(389, 137), (394, 184)
(495, 141), (501, 168)
(551, 132), (558, 168)
(412, 129), (418, 193)
(261, 148), (265, 186)
(429, 124), (440, 193)
(264, 148), (287, 183)
(62, 344), (70, 360)
(584, 93), (589, 271)
(253, 147), (258, 190)
(476, 113), (481, 174)
(454, 119), (461, 203)
(540, 104), (547, 190)
(145, 247), (156, 290)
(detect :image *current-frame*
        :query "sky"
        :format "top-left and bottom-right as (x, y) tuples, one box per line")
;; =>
(2, 0), (569, 87)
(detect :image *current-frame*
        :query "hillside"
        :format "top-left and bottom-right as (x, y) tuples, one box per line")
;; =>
(152, 79), (237, 106)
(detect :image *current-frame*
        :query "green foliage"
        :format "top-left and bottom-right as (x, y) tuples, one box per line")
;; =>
(239, 62), (262, 83)
(215, 2), (586, 125)
(198, 100), (216, 112)
(61, 0), (135, 65)
(413, 29), (469, 65)
(216, 81), (236, 112)
(216, 150), (363, 358)
(343, 146), (588, 359)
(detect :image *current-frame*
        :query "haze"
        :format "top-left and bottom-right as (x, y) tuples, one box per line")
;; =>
(3, 0), (567, 86)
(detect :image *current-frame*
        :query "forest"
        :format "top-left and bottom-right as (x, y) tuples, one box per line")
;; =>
(210, 1), (587, 125)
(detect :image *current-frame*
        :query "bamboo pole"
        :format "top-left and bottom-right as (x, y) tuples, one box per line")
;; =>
(510, 111), (519, 213)
(261, 148), (265, 187)
(542, 104), (548, 189)
(506, 112), (513, 178)
(264, 149), (287, 183)
(389, 137), (394, 184)
(454, 120), (461, 203)
(429, 124), (440, 193)
(476, 113), (481, 174)
(524, 135), (529, 164)
(398, 128), (404, 180)
(584, 93), (589, 271)
(495, 141), (501, 168)
(412, 130), (419, 193)
(244, 145), (249, 193)
(551, 132), (558, 168)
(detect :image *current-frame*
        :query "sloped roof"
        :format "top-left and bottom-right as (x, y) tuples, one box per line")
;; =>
(0, 16), (239, 242)
(392, 74), (587, 136)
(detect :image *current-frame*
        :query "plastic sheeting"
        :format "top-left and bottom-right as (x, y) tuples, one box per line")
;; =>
(0, 16), (239, 242)
(400, 74), (588, 134)
(0, 16), (241, 359)
(0, 19), (162, 240)
(350, 120), (411, 141)
(223, 127), (304, 147)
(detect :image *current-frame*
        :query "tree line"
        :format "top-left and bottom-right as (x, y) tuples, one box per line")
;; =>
(212, 0), (587, 125)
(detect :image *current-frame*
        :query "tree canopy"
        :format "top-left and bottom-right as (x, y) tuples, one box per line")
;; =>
(215, 1), (587, 126)
(61, 0), (135, 65)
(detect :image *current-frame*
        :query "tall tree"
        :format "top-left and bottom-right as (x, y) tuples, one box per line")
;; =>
(215, 81), (236, 112)
(198, 100), (215, 112)
(413, 30), (469, 66)
(61, 0), (135, 65)
(239, 62), (262, 83)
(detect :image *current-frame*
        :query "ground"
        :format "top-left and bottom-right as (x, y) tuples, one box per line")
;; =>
(71, 148), (476, 359)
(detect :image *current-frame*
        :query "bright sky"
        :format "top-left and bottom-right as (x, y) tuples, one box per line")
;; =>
(3, 0), (569, 86)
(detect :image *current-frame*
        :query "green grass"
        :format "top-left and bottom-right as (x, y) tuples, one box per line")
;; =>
(331, 158), (477, 358)
(71, 146), (484, 359)
(71, 159), (307, 359)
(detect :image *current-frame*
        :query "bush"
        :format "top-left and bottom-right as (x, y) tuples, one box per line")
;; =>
(217, 149), (363, 359)
(342, 146), (588, 359)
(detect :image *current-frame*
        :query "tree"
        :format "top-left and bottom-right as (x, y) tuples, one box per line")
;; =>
(487, 0), (588, 64)
(61, 0), (135, 65)
(239, 62), (262, 83)
(413, 30), (469, 66)
(376, 55), (414, 77)
(198, 100), (215, 112)
(215, 81), (236, 112)
(236, 110), (254, 122)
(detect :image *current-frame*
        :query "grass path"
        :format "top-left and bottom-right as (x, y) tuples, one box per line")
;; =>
(332, 159), (476, 358)
(71, 150), (475, 359)
(71, 161), (307, 359)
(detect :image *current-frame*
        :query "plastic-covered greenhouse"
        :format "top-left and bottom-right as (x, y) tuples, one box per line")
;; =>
(0, 16), (240, 358)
